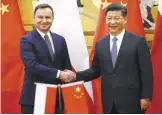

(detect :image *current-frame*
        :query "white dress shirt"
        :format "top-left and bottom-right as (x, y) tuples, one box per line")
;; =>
(110, 29), (125, 56)
(36, 29), (60, 78)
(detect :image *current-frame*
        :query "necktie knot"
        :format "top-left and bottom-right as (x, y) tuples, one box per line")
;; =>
(112, 37), (118, 42)
(44, 34), (49, 40)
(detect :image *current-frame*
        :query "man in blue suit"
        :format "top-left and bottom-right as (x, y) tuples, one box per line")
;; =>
(19, 3), (74, 114)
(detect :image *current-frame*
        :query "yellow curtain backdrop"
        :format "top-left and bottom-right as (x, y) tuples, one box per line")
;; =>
(18, 0), (34, 32)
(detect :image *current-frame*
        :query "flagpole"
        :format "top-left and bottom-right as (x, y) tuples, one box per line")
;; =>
(58, 85), (63, 113)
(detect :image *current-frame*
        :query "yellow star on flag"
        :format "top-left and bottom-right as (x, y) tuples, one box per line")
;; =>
(75, 86), (81, 92)
(0, 3), (9, 15)
(74, 86), (84, 99)
(101, 0), (111, 9)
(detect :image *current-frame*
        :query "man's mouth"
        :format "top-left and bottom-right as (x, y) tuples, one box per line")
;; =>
(110, 26), (117, 29)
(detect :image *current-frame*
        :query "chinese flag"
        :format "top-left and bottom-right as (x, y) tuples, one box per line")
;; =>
(146, 1), (162, 113)
(90, 0), (145, 113)
(61, 81), (91, 114)
(1, 0), (25, 113)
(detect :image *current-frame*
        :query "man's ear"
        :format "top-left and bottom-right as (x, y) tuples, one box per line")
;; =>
(124, 17), (127, 24)
(33, 15), (35, 19)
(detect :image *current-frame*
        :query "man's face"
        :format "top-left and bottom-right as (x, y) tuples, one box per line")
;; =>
(106, 10), (127, 36)
(34, 8), (53, 33)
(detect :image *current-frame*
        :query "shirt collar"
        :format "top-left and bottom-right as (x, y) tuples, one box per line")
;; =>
(36, 29), (51, 40)
(110, 29), (125, 42)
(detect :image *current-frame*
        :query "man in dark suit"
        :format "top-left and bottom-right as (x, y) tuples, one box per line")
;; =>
(19, 3), (74, 114)
(66, 3), (153, 114)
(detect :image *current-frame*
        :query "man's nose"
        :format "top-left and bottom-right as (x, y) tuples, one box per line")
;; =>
(110, 19), (116, 24)
(42, 18), (47, 23)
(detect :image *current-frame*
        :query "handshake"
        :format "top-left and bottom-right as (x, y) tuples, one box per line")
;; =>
(59, 70), (76, 83)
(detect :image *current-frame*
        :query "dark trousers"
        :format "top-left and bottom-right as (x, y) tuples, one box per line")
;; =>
(109, 104), (145, 114)
(21, 105), (34, 114)
(21, 88), (64, 114)
(110, 104), (119, 114)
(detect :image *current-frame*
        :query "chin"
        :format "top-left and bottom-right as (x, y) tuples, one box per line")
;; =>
(41, 27), (48, 29)
(110, 31), (117, 34)
(38, 29), (48, 33)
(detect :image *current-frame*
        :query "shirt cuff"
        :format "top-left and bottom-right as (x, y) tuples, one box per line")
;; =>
(56, 70), (60, 78)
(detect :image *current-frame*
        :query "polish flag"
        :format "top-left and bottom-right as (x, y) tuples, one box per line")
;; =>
(34, 83), (57, 114)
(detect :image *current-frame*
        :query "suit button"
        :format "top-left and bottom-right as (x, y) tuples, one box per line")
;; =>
(113, 73), (115, 75)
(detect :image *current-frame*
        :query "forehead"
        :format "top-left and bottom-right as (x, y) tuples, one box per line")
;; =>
(35, 8), (53, 16)
(106, 10), (123, 17)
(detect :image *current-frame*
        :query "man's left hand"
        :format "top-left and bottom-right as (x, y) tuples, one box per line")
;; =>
(140, 98), (150, 111)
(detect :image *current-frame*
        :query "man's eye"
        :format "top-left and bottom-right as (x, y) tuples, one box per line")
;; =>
(46, 17), (51, 19)
(115, 18), (120, 20)
(107, 18), (112, 20)
(38, 16), (43, 19)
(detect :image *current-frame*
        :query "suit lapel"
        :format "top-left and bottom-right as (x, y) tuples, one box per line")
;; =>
(113, 31), (131, 71)
(33, 30), (53, 62)
(50, 32), (58, 61)
(102, 35), (114, 72)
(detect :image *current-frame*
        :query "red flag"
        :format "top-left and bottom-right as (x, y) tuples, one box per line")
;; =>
(146, 1), (162, 114)
(90, 0), (145, 113)
(45, 87), (57, 113)
(1, 0), (25, 113)
(61, 81), (92, 114)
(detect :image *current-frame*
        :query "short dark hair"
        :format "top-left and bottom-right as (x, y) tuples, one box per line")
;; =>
(105, 4), (127, 17)
(34, 3), (54, 16)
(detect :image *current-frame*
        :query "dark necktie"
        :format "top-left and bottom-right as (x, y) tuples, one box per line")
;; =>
(111, 37), (118, 67)
(44, 34), (54, 61)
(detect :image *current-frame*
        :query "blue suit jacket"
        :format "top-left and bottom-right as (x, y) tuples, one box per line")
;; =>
(19, 30), (72, 105)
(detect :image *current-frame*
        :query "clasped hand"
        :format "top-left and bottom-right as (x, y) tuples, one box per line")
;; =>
(59, 70), (76, 83)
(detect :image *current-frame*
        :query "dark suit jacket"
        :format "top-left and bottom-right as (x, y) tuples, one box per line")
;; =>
(19, 30), (72, 105)
(77, 31), (153, 113)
